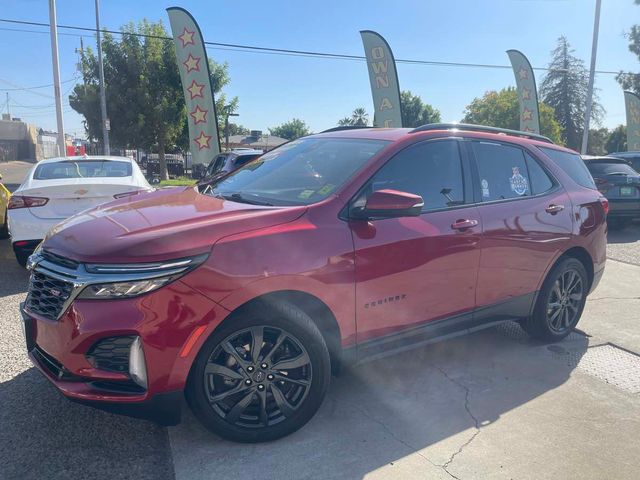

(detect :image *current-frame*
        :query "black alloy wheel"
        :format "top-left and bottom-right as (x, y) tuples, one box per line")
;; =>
(545, 268), (584, 334)
(203, 326), (313, 429)
(522, 257), (589, 342)
(186, 300), (330, 442)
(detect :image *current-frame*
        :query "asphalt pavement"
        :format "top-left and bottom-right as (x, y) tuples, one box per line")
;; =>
(0, 159), (639, 479)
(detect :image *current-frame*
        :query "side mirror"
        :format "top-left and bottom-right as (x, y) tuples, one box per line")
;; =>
(356, 189), (424, 219)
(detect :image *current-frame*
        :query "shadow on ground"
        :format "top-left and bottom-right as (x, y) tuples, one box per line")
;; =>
(169, 323), (590, 480)
(0, 239), (29, 297)
(607, 221), (640, 244)
(0, 368), (175, 480)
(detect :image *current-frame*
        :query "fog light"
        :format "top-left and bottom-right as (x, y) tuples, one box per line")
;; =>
(129, 336), (148, 389)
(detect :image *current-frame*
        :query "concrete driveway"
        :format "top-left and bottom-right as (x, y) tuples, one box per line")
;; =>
(0, 229), (639, 479)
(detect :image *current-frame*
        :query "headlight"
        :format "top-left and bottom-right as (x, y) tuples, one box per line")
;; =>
(77, 253), (208, 300)
(78, 275), (179, 299)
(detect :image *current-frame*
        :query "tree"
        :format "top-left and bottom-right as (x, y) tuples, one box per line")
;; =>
(227, 123), (250, 136)
(462, 87), (563, 143)
(400, 90), (441, 127)
(337, 107), (370, 127)
(539, 36), (604, 150)
(269, 118), (310, 140)
(606, 125), (627, 153)
(616, 1), (640, 94)
(586, 127), (609, 156)
(70, 20), (237, 179)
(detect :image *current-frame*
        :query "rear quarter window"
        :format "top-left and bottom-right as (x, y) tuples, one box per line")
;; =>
(538, 147), (596, 190)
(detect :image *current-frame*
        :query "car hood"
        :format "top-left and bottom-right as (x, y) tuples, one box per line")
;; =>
(42, 187), (307, 263)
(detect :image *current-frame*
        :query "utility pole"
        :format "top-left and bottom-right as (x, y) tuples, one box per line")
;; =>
(5, 93), (9, 117)
(224, 106), (239, 151)
(581, 0), (602, 154)
(48, 0), (66, 157)
(95, 0), (110, 155)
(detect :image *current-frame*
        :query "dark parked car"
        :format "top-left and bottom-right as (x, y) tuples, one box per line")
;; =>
(583, 156), (640, 229)
(22, 124), (606, 443)
(608, 151), (640, 174)
(201, 149), (263, 182)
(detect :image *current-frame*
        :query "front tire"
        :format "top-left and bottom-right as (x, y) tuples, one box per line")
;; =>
(522, 257), (588, 342)
(0, 210), (8, 239)
(186, 301), (331, 443)
(15, 251), (29, 267)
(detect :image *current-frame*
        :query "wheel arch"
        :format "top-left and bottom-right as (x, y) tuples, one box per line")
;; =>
(559, 246), (594, 290)
(219, 290), (343, 375)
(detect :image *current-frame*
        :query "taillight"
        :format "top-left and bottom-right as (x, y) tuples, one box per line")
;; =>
(114, 190), (146, 199)
(599, 197), (609, 215)
(7, 195), (49, 209)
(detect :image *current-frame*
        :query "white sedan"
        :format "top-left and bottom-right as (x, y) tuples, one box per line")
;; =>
(8, 155), (152, 266)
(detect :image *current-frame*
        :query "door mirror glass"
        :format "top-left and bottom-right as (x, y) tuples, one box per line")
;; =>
(359, 189), (424, 218)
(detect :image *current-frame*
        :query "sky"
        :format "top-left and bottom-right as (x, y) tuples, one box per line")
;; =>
(0, 0), (638, 140)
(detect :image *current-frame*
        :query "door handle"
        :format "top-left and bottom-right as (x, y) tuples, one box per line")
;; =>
(545, 204), (565, 215)
(451, 219), (479, 231)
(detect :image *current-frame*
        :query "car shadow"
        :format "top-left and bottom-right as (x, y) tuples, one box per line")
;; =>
(607, 221), (640, 244)
(0, 239), (29, 298)
(0, 368), (175, 480)
(168, 323), (590, 480)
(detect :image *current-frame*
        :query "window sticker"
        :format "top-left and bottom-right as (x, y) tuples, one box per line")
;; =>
(481, 179), (490, 198)
(509, 166), (528, 196)
(298, 189), (315, 199)
(317, 184), (336, 196)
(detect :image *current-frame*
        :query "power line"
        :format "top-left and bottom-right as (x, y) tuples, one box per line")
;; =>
(0, 17), (636, 76)
(0, 76), (76, 92)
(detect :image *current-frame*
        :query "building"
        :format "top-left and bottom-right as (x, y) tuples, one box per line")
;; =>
(0, 114), (37, 161)
(225, 130), (288, 152)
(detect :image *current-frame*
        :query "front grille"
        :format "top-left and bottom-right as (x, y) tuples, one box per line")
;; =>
(26, 270), (74, 320)
(41, 250), (80, 270)
(86, 336), (135, 373)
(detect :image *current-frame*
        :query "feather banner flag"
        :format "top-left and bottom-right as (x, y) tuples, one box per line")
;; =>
(360, 31), (403, 128)
(167, 7), (221, 164)
(507, 49), (540, 134)
(624, 91), (640, 151)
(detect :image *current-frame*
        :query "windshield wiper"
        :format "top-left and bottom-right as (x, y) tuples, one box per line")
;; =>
(221, 192), (274, 206)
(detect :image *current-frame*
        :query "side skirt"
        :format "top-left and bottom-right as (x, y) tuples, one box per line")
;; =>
(345, 292), (537, 365)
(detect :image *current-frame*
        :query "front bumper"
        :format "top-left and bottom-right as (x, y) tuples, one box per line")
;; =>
(20, 270), (229, 424)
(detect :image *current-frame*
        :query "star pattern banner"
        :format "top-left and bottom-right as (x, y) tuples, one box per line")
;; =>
(624, 91), (640, 151)
(507, 50), (540, 134)
(360, 30), (403, 128)
(167, 7), (220, 164)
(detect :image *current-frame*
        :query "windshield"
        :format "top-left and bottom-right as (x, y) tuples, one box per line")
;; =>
(34, 160), (132, 180)
(206, 137), (389, 206)
(586, 162), (638, 176)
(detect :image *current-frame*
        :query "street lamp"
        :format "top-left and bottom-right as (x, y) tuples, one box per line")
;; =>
(224, 106), (239, 151)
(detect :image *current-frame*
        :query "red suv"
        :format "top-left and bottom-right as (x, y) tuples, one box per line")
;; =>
(21, 124), (607, 442)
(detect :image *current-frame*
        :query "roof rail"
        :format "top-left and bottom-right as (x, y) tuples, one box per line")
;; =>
(410, 123), (554, 144)
(320, 126), (375, 133)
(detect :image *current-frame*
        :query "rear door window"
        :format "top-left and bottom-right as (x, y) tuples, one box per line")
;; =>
(471, 142), (531, 201)
(539, 147), (596, 189)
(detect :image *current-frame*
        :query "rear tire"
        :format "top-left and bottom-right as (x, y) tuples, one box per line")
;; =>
(522, 257), (588, 342)
(186, 300), (331, 443)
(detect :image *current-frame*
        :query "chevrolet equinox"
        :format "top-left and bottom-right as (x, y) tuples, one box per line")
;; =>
(21, 124), (607, 442)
